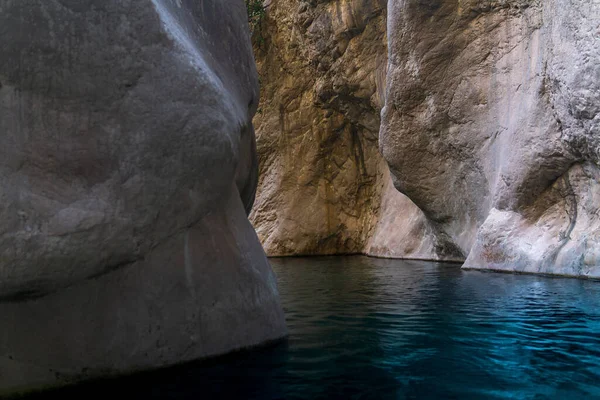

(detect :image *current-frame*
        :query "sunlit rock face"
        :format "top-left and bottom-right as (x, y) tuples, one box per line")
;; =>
(249, 0), (460, 260)
(381, 0), (600, 277)
(0, 0), (286, 394)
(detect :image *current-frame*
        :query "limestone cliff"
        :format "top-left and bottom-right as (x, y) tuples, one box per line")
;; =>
(0, 0), (286, 395)
(249, 0), (458, 260)
(381, 0), (600, 277)
(252, 0), (599, 277)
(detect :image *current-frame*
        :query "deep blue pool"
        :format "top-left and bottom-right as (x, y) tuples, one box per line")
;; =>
(27, 257), (600, 399)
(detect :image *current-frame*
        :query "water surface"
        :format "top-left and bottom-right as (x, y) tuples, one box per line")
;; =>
(28, 257), (600, 399)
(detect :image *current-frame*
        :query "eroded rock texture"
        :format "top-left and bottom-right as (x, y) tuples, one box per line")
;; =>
(0, 0), (286, 394)
(381, 0), (600, 277)
(249, 0), (457, 260)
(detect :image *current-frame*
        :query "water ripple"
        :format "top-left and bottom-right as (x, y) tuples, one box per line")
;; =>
(267, 257), (600, 400)
(28, 256), (600, 400)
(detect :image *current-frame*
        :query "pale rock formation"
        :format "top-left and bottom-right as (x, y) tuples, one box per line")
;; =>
(381, 0), (600, 277)
(364, 168), (462, 261)
(0, 0), (286, 395)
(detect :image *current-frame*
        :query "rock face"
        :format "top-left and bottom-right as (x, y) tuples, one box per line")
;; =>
(247, 0), (598, 276)
(249, 0), (458, 260)
(381, 0), (600, 277)
(0, 0), (286, 394)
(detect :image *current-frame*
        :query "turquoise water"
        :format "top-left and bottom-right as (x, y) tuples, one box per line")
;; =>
(28, 257), (600, 399)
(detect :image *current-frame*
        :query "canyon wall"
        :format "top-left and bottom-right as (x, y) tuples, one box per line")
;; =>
(381, 0), (600, 277)
(0, 0), (286, 395)
(250, 0), (461, 261)
(253, 0), (599, 277)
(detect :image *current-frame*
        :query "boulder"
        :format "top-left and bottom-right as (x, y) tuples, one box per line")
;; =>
(0, 0), (286, 394)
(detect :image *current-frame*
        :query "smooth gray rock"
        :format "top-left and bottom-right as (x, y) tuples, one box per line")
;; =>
(0, 0), (286, 395)
(381, 0), (600, 277)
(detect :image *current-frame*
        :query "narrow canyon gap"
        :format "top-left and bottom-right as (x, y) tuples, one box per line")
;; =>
(249, 0), (460, 260)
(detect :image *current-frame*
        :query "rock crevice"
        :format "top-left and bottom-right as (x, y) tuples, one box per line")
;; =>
(250, 0), (453, 260)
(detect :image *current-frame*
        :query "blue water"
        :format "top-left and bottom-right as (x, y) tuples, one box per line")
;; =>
(27, 257), (600, 399)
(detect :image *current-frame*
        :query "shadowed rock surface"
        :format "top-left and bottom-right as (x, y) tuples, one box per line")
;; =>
(381, 0), (600, 277)
(249, 0), (458, 261)
(0, 0), (286, 395)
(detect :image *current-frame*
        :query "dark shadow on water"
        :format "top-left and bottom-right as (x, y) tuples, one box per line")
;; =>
(21, 256), (600, 400)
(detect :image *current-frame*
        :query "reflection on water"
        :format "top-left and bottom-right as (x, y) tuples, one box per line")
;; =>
(27, 257), (600, 399)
